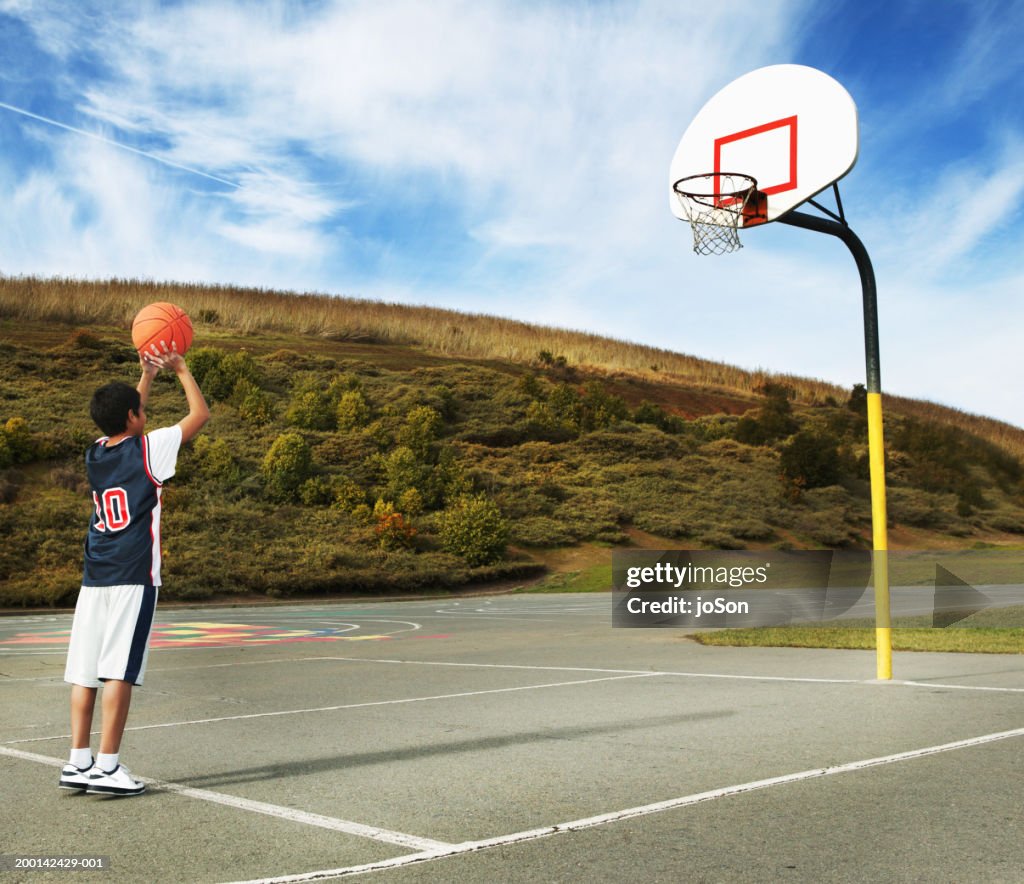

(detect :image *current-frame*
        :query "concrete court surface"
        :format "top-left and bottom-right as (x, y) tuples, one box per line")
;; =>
(0, 593), (1021, 883)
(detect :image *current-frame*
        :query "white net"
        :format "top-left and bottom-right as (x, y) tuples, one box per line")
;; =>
(673, 174), (757, 256)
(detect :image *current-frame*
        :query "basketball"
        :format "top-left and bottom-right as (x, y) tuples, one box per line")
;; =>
(131, 302), (193, 357)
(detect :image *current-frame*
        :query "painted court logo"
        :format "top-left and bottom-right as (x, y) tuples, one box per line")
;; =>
(0, 622), (408, 649)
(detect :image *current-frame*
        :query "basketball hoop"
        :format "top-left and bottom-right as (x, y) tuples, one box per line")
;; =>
(672, 173), (765, 255)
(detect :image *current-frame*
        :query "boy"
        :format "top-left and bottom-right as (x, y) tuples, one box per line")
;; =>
(61, 343), (209, 796)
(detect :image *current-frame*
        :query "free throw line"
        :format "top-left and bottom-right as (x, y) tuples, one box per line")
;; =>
(2, 673), (660, 744)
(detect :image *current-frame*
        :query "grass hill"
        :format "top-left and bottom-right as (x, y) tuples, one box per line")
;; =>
(2, 276), (1023, 608)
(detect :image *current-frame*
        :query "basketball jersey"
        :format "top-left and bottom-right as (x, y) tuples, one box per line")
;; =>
(82, 426), (182, 587)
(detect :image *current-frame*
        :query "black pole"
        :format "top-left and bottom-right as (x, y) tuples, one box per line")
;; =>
(776, 211), (880, 394)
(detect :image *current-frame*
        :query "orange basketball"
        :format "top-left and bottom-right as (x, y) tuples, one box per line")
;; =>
(131, 302), (193, 357)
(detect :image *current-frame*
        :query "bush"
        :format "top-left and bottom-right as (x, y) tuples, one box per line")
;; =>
(286, 386), (337, 431)
(233, 378), (275, 426)
(187, 348), (262, 402)
(578, 382), (628, 432)
(331, 475), (366, 512)
(632, 401), (684, 434)
(373, 499), (417, 551)
(398, 405), (442, 457)
(887, 487), (953, 530)
(299, 476), (334, 506)
(438, 494), (509, 565)
(3, 417), (37, 464)
(780, 431), (842, 489)
(337, 390), (371, 431)
(381, 446), (430, 502)
(193, 436), (243, 484)
(261, 432), (313, 501)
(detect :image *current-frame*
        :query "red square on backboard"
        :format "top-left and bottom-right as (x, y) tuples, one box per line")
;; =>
(714, 116), (798, 196)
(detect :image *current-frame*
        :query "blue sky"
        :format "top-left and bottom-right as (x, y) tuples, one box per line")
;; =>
(1, 0), (1022, 427)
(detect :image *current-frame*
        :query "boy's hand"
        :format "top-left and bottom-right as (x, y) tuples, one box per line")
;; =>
(140, 351), (161, 378)
(141, 342), (188, 374)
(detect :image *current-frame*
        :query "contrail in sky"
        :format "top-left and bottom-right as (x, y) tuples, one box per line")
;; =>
(0, 100), (240, 188)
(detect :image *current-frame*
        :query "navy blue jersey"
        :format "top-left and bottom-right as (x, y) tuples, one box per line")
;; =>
(82, 426), (181, 587)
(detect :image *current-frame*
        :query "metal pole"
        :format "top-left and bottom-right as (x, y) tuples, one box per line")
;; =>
(777, 211), (892, 680)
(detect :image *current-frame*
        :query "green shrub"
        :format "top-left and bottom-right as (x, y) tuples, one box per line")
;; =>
(439, 494), (509, 565)
(261, 432), (313, 501)
(848, 383), (868, 417)
(233, 378), (275, 426)
(300, 476), (334, 506)
(286, 386), (337, 431)
(519, 373), (546, 400)
(548, 383), (582, 428)
(337, 390), (371, 431)
(780, 430), (842, 489)
(632, 401), (684, 433)
(331, 475), (366, 512)
(578, 382), (628, 432)
(733, 414), (769, 446)
(381, 446), (430, 502)
(186, 348), (262, 401)
(3, 418), (37, 464)
(887, 487), (953, 530)
(398, 405), (442, 457)
(398, 487), (425, 518)
(698, 531), (745, 550)
(193, 436), (242, 484)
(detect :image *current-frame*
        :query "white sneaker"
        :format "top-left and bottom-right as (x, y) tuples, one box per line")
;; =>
(59, 761), (95, 791)
(85, 764), (146, 797)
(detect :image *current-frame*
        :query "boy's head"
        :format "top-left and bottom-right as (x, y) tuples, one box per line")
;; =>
(90, 383), (145, 437)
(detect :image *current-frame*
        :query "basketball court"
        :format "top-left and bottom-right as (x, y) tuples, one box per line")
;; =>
(1, 594), (1022, 882)
(3, 62), (1020, 883)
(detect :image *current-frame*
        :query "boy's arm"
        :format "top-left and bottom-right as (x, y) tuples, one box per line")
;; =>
(173, 359), (211, 443)
(143, 345), (211, 443)
(137, 353), (160, 408)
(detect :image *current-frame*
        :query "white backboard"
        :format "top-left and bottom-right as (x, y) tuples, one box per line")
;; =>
(670, 65), (858, 224)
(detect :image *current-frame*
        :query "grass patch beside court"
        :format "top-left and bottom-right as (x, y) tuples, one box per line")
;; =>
(690, 607), (1024, 654)
(515, 563), (613, 593)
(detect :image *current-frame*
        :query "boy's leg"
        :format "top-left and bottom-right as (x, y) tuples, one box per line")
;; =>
(62, 588), (103, 789)
(86, 585), (154, 797)
(60, 684), (99, 790)
(70, 685), (97, 748)
(98, 680), (133, 755)
(86, 680), (145, 796)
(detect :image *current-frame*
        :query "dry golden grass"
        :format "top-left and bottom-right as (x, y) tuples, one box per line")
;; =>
(3, 275), (1022, 458)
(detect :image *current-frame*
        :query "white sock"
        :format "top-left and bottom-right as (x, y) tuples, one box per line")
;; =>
(69, 748), (92, 770)
(96, 752), (119, 773)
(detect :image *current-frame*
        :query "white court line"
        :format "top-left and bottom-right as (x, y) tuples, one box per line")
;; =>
(0, 746), (447, 852)
(321, 657), (864, 685)
(320, 657), (1024, 692)
(2, 673), (659, 744)
(221, 725), (1024, 883)
(901, 680), (1024, 694)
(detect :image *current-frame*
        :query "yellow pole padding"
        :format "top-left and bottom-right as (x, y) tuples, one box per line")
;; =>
(867, 392), (892, 680)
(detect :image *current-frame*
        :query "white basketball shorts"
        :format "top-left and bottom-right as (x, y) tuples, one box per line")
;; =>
(64, 585), (158, 688)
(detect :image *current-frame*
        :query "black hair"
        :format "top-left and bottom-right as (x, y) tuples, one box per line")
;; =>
(89, 382), (141, 436)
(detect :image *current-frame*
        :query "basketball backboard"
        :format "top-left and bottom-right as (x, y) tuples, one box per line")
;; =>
(670, 64), (858, 226)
